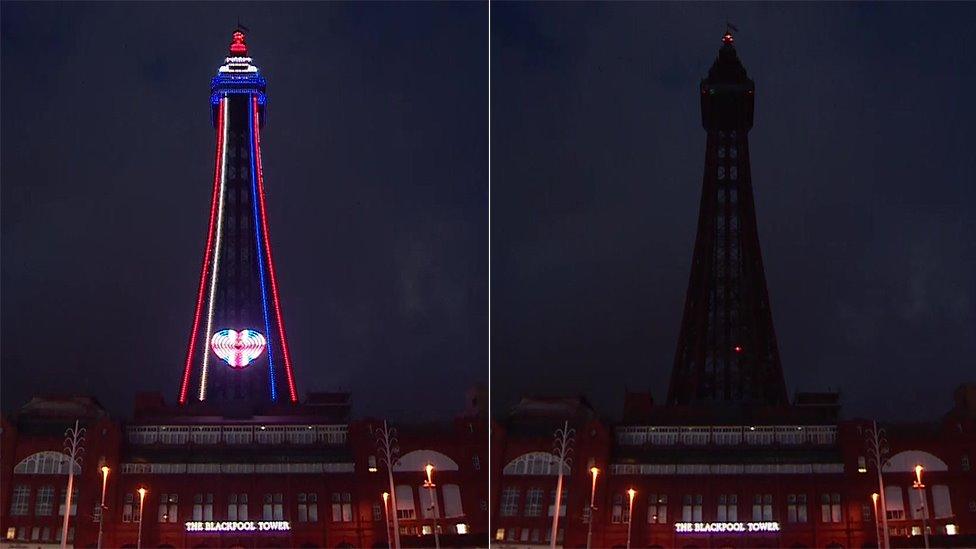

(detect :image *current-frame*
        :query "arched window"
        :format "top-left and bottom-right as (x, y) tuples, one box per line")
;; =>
(883, 451), (948, 473)
(503, 452), (569, 476)
(394, 450), (459, 472)
(13, 452), (80, 475)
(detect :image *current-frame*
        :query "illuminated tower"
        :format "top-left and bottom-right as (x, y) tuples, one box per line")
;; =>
(667, 31), (788, 407)
(178, 30), (299, 405)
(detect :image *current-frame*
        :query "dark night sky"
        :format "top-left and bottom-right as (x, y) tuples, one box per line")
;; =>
(492, 3), (975, 421)
(1, 3), (487, 420)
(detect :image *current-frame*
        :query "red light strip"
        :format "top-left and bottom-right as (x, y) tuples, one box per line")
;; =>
(252, 97), (299, 402)
(179, 98), (226, 405)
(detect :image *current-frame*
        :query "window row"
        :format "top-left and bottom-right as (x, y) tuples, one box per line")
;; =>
(882, 485), (953, 520)
(105, 486), (466, 524)
(496, 491), (861, 525)
(495, 527), (564, 544)
(5, 526), (73, 543)
(117, 491), (379, 524)
(8, 485), (77, 517)
(615, 425), (837, 446)
(498, 487), (566, 517)
(393, 484), (464, 520)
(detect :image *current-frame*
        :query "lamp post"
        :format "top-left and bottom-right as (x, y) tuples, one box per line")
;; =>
(374, 421), (402, 549)
(913, 465), (930, 549)
(136, 487), (147, 549)
(97, 466), (109, 549)
(585, 467), (599, 549)
(626, 488), (636, 549)
(382, 492), (392, 549)
(865, 421), (890, 549)
(871, 493), (881, 548)
(423, 463), (441, 549)
(550, 420), (575, 549)
(60, 420), (86, 549)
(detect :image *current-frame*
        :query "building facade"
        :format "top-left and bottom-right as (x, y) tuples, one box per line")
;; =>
(1, 30), (488, 549)
(491, 31), (976, 549)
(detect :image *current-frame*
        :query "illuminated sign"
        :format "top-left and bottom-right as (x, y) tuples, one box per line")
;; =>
(185, 521), (291, 532)
(674, 521), (781, 533)
(211, 329), (267, 368)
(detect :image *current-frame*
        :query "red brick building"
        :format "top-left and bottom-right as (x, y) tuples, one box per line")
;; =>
(1, 388), (489, 548)
(491, 386), (976, 549)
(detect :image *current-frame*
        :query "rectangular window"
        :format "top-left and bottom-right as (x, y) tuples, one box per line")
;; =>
(331, 492), (353, 522)
(524, 488), (544, 517)
(909, 487), (925, 520)
(717, 494), (737, 522)
(754, 494), (773, 521)
(683, 494), (702, 521)
(612, 494), (623, 524)
(932, 485), (952, 518)
(499, 487), (519, 517)
(647, 493), (668, 524)
(788, 494), (808, 523)
(58, 487), (79, 516)
(373, 503), (383, 521)
(123, 493), (134, 522)
(885, 486), (905, 520)
(158, 493), (178, 523)
(547, 489), (567, 517)
(193, 493), (202, 521)
(35, 485), (55, 516)
(396, 485), (415, 520)
(442, 484), (463, 518)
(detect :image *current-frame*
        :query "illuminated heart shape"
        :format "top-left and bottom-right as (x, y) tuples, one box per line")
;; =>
(211, 329), (267, 368)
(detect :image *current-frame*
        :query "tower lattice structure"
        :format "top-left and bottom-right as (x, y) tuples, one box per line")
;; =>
(667, 31), (788, 407)
(178, 31), (299, 406)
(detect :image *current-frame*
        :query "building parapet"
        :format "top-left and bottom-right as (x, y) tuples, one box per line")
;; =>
(614, 425), (836, 446)
(610, 462), (845, 475)
(125, 424), (347, 445)
(120, 462), (355, 474)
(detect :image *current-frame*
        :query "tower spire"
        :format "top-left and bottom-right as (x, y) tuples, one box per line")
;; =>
(666, 34), (787, 408)
(179, 31), (298, 407)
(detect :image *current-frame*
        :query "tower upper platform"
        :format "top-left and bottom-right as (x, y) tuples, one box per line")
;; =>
(210, 30), (267, 127)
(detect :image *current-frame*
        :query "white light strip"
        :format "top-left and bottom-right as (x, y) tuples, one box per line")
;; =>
(199, 98), (230, 401)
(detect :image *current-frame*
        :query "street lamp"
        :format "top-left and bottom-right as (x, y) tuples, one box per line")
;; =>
(423, 463), (441, 549)
(136, 487), (147, 549)
(97, 466), (109, 549)
(586, 467), (599, 549)
(626, 488), (637, 549)
(913, 465), (930, 549)
(871, 493), (881, 547)
(382, 492), (392, 549)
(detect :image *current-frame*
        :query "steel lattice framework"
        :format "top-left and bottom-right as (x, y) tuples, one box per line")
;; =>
(667, 32), (788, 407)
(179, 31), (298, 405)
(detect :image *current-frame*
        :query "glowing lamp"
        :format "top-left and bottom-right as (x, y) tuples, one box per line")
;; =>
(211, 329), (267, 368)
(734, 345), (743, 353)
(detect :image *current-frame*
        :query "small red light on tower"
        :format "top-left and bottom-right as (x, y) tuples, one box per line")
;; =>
(723, 32), (734, 45)
(734, 345), (743, 353)
(230, 31), (248, 56)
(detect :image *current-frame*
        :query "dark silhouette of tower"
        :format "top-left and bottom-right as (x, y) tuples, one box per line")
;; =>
(178, 31), (299, 406)
(667, 31), (788, 407)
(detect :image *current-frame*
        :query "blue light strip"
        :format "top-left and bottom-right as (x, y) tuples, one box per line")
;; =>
(249, 98), (278, 402)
